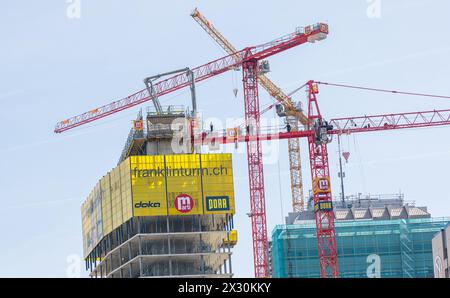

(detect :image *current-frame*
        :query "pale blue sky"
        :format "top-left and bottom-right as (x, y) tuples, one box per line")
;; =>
(1, 0), (450, 277)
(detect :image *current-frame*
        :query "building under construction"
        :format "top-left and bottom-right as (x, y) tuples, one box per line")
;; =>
(81, 106), (237, 278)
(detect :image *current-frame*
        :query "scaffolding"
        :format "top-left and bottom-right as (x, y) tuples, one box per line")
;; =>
(271, 194), (450, 278)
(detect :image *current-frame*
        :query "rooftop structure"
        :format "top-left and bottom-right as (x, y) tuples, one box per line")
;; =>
(286, 193), (428, 224)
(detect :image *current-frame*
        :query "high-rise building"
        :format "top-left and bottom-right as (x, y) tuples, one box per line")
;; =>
(81, 106), (237, 278)
(271, 194), (450, 278)
(432, 224), (450, 278)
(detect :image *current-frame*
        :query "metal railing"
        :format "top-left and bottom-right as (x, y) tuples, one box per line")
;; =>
(118, 110), (145, 164)
(146, 105), (186, 116)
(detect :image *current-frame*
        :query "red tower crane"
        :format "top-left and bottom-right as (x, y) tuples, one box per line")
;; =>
(306, 81), (339, 277)
(55, 24), (330, 278)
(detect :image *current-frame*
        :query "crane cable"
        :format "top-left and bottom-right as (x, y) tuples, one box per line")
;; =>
(315, 81), (450, 100)
(314, 80), (450, 196)
(287, 81), (309, 97)
(258, 81), (309, 116)
(232, 80), (450, 131)
(277, 157), (285, 223)
(353, 133), (367, 194)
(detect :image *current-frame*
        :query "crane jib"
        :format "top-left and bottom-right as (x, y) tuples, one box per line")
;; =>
(54, 25), (327, 133)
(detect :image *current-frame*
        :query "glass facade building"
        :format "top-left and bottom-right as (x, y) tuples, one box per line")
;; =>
(272, 217), (450, 278)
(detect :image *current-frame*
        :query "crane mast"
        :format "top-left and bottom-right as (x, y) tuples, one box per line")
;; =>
(242, 60), (268, 277)
(306, 81), (339, 277)
(190, 8), (312, 213)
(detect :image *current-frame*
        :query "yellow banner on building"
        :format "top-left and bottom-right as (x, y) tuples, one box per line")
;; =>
(130, 155), (168, 216)
(81, 153), (235, 258)
(130, 153), (235, 216)
(81, 160), (133, 258)
(166, 154), (203, 215)
(201, 154), (235, 215)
